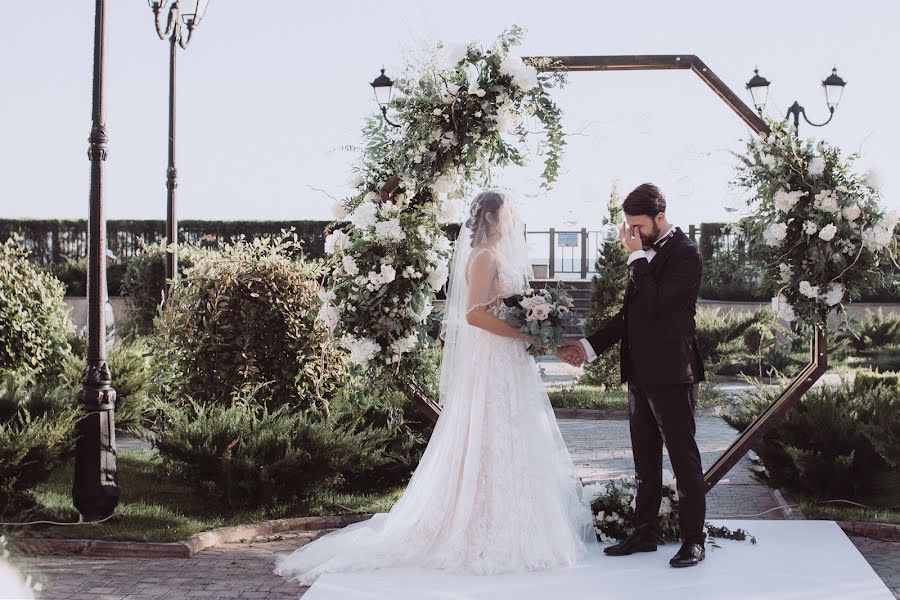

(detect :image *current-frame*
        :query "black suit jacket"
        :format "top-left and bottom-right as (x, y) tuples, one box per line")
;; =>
(586, 227), (705, 385)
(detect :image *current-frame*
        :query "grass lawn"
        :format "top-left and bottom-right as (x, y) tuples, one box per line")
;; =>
(8, 448), (402, 543)
(798, 500), (900, 526)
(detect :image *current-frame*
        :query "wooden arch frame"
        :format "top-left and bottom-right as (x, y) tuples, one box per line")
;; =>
(404, 55), (828, 494)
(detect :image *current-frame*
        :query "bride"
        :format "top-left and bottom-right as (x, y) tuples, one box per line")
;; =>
(274, 191), (596, 585)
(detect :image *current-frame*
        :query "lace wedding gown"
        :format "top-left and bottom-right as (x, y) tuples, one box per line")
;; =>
(274, 197), (595, 586)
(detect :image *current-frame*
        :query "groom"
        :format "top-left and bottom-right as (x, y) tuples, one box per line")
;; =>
(560, 183), (707, 568)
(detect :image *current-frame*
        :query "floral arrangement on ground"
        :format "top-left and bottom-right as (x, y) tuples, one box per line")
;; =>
(585, 473), (756, 547)
(734, 120), (897, 330)
(317, 25), (566, 385)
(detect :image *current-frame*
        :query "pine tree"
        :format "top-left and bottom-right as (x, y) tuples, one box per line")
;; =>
(581, 182), (629, 389)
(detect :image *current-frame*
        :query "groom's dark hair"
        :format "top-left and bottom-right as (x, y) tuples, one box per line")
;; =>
(622, 183), (666, 217)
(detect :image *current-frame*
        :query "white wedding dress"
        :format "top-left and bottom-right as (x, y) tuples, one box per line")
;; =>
(274, 196), (595, 586)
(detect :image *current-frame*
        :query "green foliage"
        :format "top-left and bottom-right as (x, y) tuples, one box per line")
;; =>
(837, 309), (900, 352)
(44, 258), (127, 297)
(61, 338), (154, 435)
(0, 237), (72, 378)
(582, 183), (628, 388)
(724, 380), (897, 501)
(853, 369), (900, 393)
(0, 373), (79, 517)
(120, 243), (207, 335)
(152, 235), (345, 411)
(152, 389), (395, 509)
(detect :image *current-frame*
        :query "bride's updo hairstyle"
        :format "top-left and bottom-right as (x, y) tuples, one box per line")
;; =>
(465, 191), (505, 247)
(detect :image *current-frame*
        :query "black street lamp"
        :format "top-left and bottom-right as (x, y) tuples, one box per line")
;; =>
(73, 0), (119, 522)
(371, 68), (401, 128)
(148, 0), (210, 295)
(746, 66), (847, 135)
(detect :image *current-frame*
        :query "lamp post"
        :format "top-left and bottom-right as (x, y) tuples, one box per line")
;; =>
(73, 0), (119, 522)
(148, 0), (210, 296)
(370, 68), (401, 128)
(746, 66), (847, 135)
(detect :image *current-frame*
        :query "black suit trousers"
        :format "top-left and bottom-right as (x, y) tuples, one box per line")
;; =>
(628, 382), (706, 545)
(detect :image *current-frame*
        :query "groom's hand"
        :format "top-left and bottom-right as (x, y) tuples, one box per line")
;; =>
(557, 341), (587, 366)
(619, 223), (644, 253)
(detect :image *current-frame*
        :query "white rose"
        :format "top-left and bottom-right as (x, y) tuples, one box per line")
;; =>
(374, 219), (406, 243)
(324, 229), (349, 255)
(342, 255), (359, 276)
(467, 80), (486, 98)
(778, 263), (793, 284)
(842, 204), (861, 222)
(499, 53), (538, 91)
(496, 102), (523, 134)
(774, 189), (806, 213)
(803, 221), (819, 236)
(807, 157), (826, 178)
(349, 201), (379, 229)
(340, 335), (381, 365)
(761, 154), (777, 168)
(427, 264), (449, 291)
(317, 289), (335, 303)
(818, 223), (837, 242)
(763, 222), (788, 247)
(378, 264), (396, 284)
(814, 190), (840, 213)
(823, 282), (844, 307)
(772, 295), (796, 322)
(316, 303), (340, 331)
(799, 280), (820, 299)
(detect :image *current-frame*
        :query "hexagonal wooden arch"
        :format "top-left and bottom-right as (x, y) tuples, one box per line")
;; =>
(403, 55), (827, 495)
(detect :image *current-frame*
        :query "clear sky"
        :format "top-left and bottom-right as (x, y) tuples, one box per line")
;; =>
(1, 0), (897, 233)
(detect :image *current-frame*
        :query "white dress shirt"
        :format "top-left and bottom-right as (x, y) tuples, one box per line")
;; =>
(578, 225), (675, 363)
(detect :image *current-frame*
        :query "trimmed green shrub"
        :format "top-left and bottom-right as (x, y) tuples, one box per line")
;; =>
(120, 243), (207, 335)
(581, 183), (628, 389)
(61, 338), (153, 435)
(152, 235), (345, 411)
(45, 258), (127, 297)
(0, 374), (79, 516)
(854, 369), (900, 393)
(152, 389), (395, 508)
(724, 380), (897, 501)
(0, 237), (72, 378)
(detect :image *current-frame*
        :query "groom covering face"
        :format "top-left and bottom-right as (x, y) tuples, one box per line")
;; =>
(558, 183), (708, 568)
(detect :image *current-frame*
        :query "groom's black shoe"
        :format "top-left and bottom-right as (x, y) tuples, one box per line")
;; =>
(603, 530), (657, 556)
(669, 542), (705, 567)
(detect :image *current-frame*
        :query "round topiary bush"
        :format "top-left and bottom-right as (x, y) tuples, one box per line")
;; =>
(0, 237), (72, 377)
(153, 235), (345, 410)
(120, 242), (207, 335)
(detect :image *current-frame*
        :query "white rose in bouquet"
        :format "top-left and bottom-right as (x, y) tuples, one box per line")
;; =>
(350, 201), (379, 229)
(772, 294), (796, 322)
(375, 219), (406, 242)
(499, 53), (538, 91)
(427, 264), (449, 291)
(774, 189), (806, 213)
(823, 282), (845, 307)
(528, 303), (552, 321)
(341, 335), (381, 365)
(799, 281), (820, 299)
(813, 190), (840, 213)
(803, 221), (819, 236)
(316, 303), (341, 331)
(342, 255), (360, 276)
(763, 222), (788, 247)
(842, 204), (861, 222)
(324, 229), (349, 255)
(807, 157), (826, 178)
(817, 223), (837, 242)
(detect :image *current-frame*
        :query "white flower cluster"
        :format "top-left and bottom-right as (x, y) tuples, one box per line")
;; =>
(340, 335), (382, 366)
(498, 53), (539, 92)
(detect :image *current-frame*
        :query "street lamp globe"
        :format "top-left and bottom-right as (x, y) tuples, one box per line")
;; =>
(822, 67), (847, 110)
(745, 67), (770, 114)
(370, 68), (394, 108)
(182, 0), (210, 27)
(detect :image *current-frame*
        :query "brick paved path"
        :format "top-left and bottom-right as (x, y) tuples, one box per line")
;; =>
(20, 418), (899, 599)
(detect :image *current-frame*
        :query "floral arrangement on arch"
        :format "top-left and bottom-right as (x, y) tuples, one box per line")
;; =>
(734, 120), (897, 330)
(317, 26), (566, 377)
(585, 474), (756, 546)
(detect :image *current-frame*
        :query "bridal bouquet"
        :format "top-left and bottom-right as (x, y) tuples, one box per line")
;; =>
(500, 287), (577, 356)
